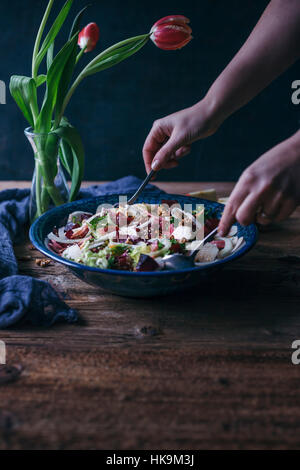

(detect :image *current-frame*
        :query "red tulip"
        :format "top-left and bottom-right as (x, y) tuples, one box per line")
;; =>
(78, 23), (100, 53)
(150, 15), (192, 50)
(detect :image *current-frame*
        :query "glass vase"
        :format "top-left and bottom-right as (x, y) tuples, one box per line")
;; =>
(25, 127), (69, 222)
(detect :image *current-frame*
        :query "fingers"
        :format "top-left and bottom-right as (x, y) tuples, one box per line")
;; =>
(220, 185), (296, 235)
(175, 145), (191, 159)
(143, 116), (189, 173)
(162, 146), (191, 169)
(236, 192), (263, 226)
(163, 160), (179, 170)
(143, 122), (168, 174)
(256, 193), (296, 225)
(218, 177), (251, 235)
(256, 192), (283, 225)
(151, 132), (185, 171)
(218, 136), (300, 234)
(255, 212), (273, 226)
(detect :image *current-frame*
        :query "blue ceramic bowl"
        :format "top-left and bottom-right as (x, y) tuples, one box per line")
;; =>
(30, 192), (258, 297)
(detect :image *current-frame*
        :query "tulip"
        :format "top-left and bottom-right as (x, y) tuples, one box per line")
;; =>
(150, 15), (192, 50)
(78, 23), (100, 53)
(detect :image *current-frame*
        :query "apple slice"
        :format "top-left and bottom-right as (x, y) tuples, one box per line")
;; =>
(231, 237), (244, 253)
(195, 243), (219, 263)
(216, 238), (233, 258)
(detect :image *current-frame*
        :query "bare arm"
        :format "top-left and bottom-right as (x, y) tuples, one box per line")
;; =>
(206, 0), (300, 122)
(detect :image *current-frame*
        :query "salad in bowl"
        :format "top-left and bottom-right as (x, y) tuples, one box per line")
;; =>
(30, 193), (258, 297)
(47, 200), (244, 272)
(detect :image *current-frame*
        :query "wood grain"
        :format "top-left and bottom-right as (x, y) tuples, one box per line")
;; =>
(0, 181), (300, 450)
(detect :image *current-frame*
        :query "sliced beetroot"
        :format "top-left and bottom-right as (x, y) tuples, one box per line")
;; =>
(65, 222), (80, 232)
(170, 242), (183, 254)
(205, 217), (219, 230)
(127, 215), (134, 224)
(65, 229), (74, 239)
(211, 240), (225, 249)
(131, 237), (142, 245)
(135, 254), (159, 272)
(91, 246), (102, 253)
(204, 217), (219, 236)
(48, 240), (69, 254)
(116, 252), (132, 270)
(70, 226), (89, 239)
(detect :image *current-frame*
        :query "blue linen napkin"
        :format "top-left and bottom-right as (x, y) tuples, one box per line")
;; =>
(0, 176), (163, 328)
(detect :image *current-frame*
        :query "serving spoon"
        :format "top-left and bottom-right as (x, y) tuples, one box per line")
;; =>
(128, 170), (157, 205)
(114, 170), (156, 207)
(162, 227), (219, 270)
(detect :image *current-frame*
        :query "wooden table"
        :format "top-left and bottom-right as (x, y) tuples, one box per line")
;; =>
(1, 181), (300, 450)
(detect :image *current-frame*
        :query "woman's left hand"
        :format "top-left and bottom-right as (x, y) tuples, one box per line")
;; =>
(218, 130), (300, 235)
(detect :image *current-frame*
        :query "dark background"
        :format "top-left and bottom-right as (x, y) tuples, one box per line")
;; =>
(0, 0), (299, 181)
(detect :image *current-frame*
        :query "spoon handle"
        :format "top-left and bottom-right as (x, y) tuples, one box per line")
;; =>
(128, 170), (156, 205)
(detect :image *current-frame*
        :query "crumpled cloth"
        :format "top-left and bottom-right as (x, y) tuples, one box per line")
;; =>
(0, 176), (163, 328)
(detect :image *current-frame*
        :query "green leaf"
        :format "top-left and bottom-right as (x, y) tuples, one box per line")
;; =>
(35, 74), (47, 87)
(58, 118), (73, 176)
(32, 0), (55, 78)
(9, 76), (38, 127)
(60, 115), (71, 126)
(55, 33), (79, 126)
(44, 133), (60, 180)
(36, 33), (78, 133)
(55, 123), (84, 201)
(34, 0), (73, 75)
(47, 42), (54, 71)
(69, 5), (89, 40)
(89, 215), (106, 231)
(84, 36), (149, 77)
(59, 138), (73, 176)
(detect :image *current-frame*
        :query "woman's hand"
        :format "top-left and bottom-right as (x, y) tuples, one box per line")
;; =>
(219, 130), (300, 235)
(143, 98), (221, 173)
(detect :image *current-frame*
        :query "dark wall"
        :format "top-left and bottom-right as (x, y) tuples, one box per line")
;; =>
(0, 0), (299, 181)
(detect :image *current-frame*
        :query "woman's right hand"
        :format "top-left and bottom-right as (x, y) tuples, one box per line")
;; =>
(143, 98), (222, 174)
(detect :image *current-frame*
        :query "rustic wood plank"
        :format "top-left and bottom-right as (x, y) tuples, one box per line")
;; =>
(0, 181), (300, 450)
(0, 180), (235, 197)
(0, 347), (300, 450)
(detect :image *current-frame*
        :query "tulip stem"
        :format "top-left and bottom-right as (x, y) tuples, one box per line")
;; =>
(57, 74), (85, 124)
(35, 161), (43, 218)
(30, 104), (38, 128)
(58, 33), (150, 122)
(82, 34), (151, 73)
(76, 46), (87, 64)
(32, 0), (55, 79)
